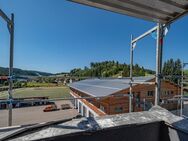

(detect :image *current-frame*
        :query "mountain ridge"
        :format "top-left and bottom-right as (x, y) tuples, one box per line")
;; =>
(0, 67), (53, 77)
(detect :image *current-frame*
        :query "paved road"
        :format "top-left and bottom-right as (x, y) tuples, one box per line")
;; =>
(0, 100), (78, 128)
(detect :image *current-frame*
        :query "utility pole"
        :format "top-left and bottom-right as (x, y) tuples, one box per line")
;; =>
(0, 9), (14, 126)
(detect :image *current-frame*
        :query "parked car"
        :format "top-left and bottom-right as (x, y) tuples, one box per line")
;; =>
(61, 104), (71, 110)
(43, 104), (58, 112)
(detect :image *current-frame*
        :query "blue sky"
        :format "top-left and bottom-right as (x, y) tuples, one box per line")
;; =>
(0, 0), (188, 73)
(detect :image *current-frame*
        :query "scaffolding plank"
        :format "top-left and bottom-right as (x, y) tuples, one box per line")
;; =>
(70, 0), (188, 24)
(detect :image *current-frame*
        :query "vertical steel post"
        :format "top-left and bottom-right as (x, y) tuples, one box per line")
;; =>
(155, 23), (163, 106)
(8, 13), (14, 126)
(129, 35), (133, 112)
(180, 62), (184, 117)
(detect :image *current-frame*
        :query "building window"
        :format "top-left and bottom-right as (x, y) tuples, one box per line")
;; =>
(171, 91), (174, 95)
(167, 91), (170, 95)
(89, 111), (94, 117)
(100, 105), (105, 112)
(164, 91), (167, 95)
(147, 91), (154, 97)
(115, 107), (123, 113)
(78, 102), (81, 113)
(83, 106), (87, 117)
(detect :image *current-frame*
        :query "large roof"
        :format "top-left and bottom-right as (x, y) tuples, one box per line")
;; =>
(69, 77), (154, 97)
(70, 0), (188, 24)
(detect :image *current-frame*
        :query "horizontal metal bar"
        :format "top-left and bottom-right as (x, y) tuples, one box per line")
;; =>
(165, 98), (188, 101)
(182, 82), (188, 84)
(182, 115), (188, 119)
(183, 63), (188, 66)
(131, 26), (157, 43)
(0, 9), (11, 24)
(130, 82), (155, 85)
(0, 94), (131, 103)
(182, 87), (188, 90)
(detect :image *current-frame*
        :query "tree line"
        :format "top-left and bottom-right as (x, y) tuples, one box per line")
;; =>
(70, 59), (183, 84)
(70, 61), (155, 78)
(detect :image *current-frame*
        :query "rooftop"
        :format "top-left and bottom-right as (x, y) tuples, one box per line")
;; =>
(69, 77), (154, 97)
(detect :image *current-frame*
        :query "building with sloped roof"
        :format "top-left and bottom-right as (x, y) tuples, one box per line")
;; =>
(69, 77), (180, 117)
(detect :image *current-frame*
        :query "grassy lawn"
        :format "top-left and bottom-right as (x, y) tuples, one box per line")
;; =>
(0, 86), (71, 99)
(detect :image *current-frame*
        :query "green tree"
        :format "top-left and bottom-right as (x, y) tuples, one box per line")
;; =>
(70, 60), (154, 78)
(162, 58), (182, 84)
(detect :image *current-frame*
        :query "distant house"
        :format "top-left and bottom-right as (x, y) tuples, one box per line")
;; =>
(69, 77), (180, 117)
(0, 76), (8, 84)
(15, 76), (29, 82)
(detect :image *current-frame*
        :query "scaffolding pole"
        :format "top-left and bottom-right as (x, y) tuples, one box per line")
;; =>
(180, 62), (188, 117)
(130, 25), (160, 108)
(129, 35), (133, 113)
(180, 61), (184, 116)
(8, 13), (14, 126)
(155, 23), (163, 106)
(0, 9), (14, 126)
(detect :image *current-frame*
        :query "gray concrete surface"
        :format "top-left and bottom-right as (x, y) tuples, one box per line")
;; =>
(1, 106), (188, 141)
(0, 100), (78, 127)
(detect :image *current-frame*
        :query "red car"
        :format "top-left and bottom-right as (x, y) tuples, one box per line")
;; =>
(43, 104), (58, 112)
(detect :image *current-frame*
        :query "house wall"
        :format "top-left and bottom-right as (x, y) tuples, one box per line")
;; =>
(110, 80), (180, 113)
(69, 80), (180, 116)
(70, 88), (106, 117)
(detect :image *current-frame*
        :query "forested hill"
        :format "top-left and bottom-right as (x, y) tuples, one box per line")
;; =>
(0, 67), (52, 76)
(70, 61), (155, 77)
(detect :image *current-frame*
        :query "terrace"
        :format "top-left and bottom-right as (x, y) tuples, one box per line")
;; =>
(1, 0), (188, 140)
(0, 106), (188, 141)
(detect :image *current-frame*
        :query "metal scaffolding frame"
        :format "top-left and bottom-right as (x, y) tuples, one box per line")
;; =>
(0, 0), (187, 126)
(0, 9), (14, 126)
(70, 0), (188, 115)
(180, 62), (188, 117)
(129, 23), (164, 112)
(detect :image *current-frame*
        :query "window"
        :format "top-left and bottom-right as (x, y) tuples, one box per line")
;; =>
(171, 91), (174, 95)
(147, 91), (154, 97)
(89, 111), (94, 117)
(83, 106), (87, 117)
(100, 105), (105, 112)
(164, 91), (167, 95)
(115, 107), (123, 113)
(167, 91), (170, 95)
(78, 102), (81, 113)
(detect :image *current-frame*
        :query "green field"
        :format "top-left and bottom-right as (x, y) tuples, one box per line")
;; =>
(0, 86), (71, 99)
